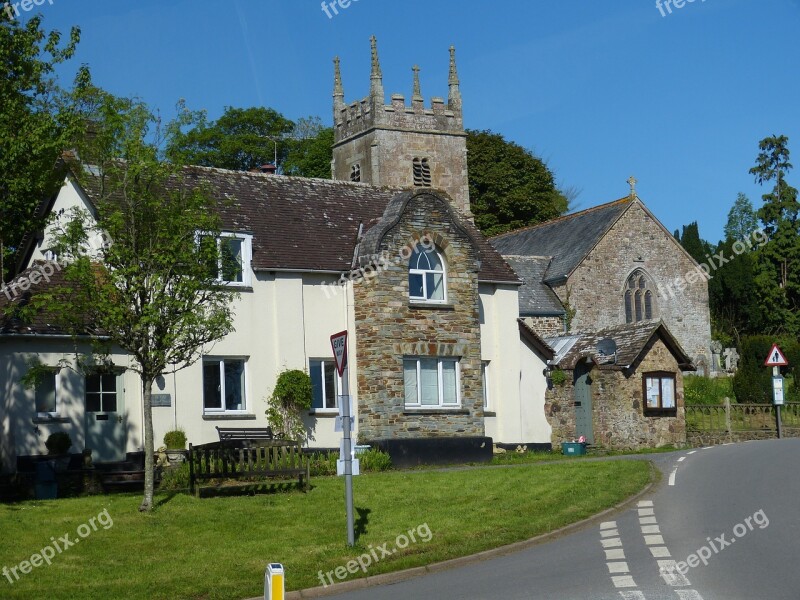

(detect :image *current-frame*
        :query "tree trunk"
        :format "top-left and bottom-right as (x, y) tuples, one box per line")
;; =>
(139, 376), (155, 512)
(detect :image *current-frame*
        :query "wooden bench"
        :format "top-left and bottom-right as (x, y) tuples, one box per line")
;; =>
(215, 426), (281, 441)
(188, 438), (309, 497)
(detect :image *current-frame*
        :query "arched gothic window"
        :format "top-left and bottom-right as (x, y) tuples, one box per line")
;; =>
(624, 270), (655, 323)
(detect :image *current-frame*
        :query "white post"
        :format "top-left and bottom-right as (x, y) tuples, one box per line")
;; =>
(264, 563), (284, 600)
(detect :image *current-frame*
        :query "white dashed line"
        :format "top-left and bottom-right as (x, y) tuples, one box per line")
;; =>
(639, 516), (658, 525)
(605, 548), (626, 560)
(638, 507), (655, 516)
(601, 529), (620, 538)
(601, 521), (618, 530)
(658, 560), (692, 586)
(668, 468), (678, 486)
(644, 534), (665, 546)
(702, 446), (714, 450)
(602, 537), (623, 548)
(688, 450), (697, 455)
(676, 590), (706, 599)
(611, 575), (637, 588)
(637, 500), (654, 507)
(640, 525), (660, 534)
(619, 592), (646, 600)
(678, 456), (686, 462)
(607, 561), (630, 574)
(649, 546), (671, 558)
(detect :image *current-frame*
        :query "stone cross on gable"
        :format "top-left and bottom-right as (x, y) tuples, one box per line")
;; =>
(628, 176), (637, 197)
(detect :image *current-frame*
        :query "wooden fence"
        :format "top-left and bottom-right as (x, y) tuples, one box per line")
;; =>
(685, 400), (800, 433)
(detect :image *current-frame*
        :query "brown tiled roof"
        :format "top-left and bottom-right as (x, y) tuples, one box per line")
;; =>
(549, 320), (694, 371)
(78, 166), (519, 283)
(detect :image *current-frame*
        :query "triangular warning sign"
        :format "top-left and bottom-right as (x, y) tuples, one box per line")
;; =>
(765, 343), (789, 367)
(330, 331), (348, 376)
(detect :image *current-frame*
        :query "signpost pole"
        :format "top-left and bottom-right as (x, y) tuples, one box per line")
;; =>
(331, 331), (355, 547)
(774, 366), (783, 439)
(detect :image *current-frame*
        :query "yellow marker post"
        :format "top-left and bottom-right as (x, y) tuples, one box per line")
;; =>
(265, 563), (284, 600)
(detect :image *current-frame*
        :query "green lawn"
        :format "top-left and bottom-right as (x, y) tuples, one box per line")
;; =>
(0, 461), (651, 600)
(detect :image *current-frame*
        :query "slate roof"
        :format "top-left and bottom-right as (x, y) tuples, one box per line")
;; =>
(545, 320), (694, 371)
(517, 318), (555, 360)
(489, 197), (634, 284)
(77, 166), (519, 283)
(503, 256), (565, 316)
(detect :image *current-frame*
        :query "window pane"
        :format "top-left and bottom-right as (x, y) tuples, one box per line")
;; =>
(427, 272), (444, 300)
(482, 362), (489, 409)
(36, 373), (56, 413)
(310, 360), (323, 409)
(662, 377), (675, 408)
(645, 377), (660, 408)
(324, 362), (336, 409)
(409, 273), (424, 298)
(221, 238), (243, 283)
(86, 374), (101, 394)
(420, 359), (439, 405)
(625, 291), (633, 324)
(102, 392), (117, 413)
(645, 291), (653, 320)
(203, 363), (222, 409)
(442, 361), (458, 404)
(635, 291), (643, 322)
(199, 235), (220, 279)
(639, 276), (646, 289)
(102, 374), (117, 392)
(224, 361), (244, 411)
(86, 393), (101, 413)
(404, 360), (418, 405)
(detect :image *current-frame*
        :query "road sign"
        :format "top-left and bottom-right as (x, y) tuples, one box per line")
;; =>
(765, 344), (789, 367)
(773, 376), (785, 405)
(330, 331), (348, 376)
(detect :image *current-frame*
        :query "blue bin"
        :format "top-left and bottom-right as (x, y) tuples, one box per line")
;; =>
(561, 442), (587, 456)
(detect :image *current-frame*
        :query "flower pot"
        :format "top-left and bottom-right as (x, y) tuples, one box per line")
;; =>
(165, 449), (187, 465)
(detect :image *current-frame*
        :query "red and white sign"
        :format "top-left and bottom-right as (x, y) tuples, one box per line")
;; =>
(765, 343), (789, 367)
(330, 331), (348, 377)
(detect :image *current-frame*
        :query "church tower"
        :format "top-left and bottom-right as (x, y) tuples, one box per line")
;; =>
(332, 37), (471, 217)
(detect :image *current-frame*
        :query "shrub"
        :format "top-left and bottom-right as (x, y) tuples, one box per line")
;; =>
(45, 432), (72, 455)
(359, 449), (392, 472)
(163, 428), (187, 449)
(733, 336), (800, 403)
(266, 369), (313, 442)
(158, 462), (190, 491)
(307, 449), (392, 476)
(683, 375), (734, 405)
(550, 368), (567, 387)
(308, 451), (338, 477)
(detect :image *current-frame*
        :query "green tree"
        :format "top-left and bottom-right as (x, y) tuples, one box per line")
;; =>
(750, 135), (800, 334)
(466, 129), (569, 236)
(0, 13), (80, 280)
(676, 222), (712, 264)
(707, 238), (759, 343)
(724, 193), (758, 242)
(168, 105), (294, 172)
(283, 117), (334, 179)
(33, 85), (238, 512)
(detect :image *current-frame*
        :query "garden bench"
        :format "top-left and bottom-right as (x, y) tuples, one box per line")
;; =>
(215, 426), (281, 441)
(188, 438), (309, 497)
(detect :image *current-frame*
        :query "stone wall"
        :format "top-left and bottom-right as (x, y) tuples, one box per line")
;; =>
(545, 338), (687, 450)
(555, 201), (711, 363)
(354, 192), (484, 440)
(524, 316), (565, 338)
(686, 429), (800, 446)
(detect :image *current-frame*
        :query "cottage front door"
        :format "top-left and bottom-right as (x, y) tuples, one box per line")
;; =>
(573, 362), (594, 444)
(84, 372), (127, 463)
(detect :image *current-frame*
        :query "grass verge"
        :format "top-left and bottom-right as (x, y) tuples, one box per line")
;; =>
(0, 461), (651, 599)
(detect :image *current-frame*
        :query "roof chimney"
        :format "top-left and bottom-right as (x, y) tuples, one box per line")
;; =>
(259, 163), (277, 175)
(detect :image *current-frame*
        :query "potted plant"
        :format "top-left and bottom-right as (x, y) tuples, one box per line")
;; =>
(45, 432), (72, 472)
(163, 428), (188, 464)
(354, 432), (371, 456)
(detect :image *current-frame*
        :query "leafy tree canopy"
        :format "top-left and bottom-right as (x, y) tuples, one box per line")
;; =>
(466, 129), (569, 236)
(724, 193), (758, 243)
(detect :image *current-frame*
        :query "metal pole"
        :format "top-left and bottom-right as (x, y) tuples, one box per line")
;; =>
(774, 366), (783, 439)
(342, 372), (355, 546)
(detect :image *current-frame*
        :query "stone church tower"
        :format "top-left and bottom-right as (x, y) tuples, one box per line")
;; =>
(331, 37), (471, 217)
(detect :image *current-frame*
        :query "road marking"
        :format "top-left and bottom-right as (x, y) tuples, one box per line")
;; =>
(601, 521), (618, 530)
(611, 575), (637, 588)
(639, 516), (658, 525)
(601, 529), (620, 538)
(702, 446), (714, 450)
(637, 500), (654, 507)
(688, 450), (697, 455)
(638, 508), (655, 516)
(678, 456), (686, 462)
(605, 548), (626, 560)
(619, 593), (646, 600)
(644, 534), (665, 545)
(607, 561), (630, 574)
(675, 590), (706, 599)
(641, 525), (661, 534)
(649, 546), (671, 558)
(658, 560), (692, 586)
(602, 537), (623, 548)
(668, 468), (678, 486)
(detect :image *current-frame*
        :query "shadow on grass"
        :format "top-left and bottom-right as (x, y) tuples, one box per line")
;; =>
(355, 506), (371, 541)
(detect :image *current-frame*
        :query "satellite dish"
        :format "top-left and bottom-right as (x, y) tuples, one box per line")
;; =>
(597, 338), (617, 357)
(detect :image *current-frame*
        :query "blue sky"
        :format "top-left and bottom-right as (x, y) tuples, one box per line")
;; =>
(31, 0), (800, 243)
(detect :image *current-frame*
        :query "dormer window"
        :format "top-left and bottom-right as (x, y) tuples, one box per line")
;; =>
(409, 245), (445, 302)
(200, 232), (253, 287)
(350, 164), (361, 182)
(624, 269), (655, 323)
(413, 158), (432, 187)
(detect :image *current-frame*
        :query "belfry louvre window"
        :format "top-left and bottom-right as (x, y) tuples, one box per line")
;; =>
(413, 158), (432, 187)
(350, 164), (361, 182)
(624, 270), (655, 323)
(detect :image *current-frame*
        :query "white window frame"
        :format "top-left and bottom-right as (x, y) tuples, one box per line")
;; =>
(310, 359), (345, 413)
(35, 369), (61, 418)
(403, 357), (461, 408)
(202, 357), (248, 415)
(482, 361), (490, 411)
(198, 232), (253, 287)
(409, 247), (447, 304)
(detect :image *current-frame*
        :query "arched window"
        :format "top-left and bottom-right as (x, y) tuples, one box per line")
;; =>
(412, 158), (432, 187)
(409, 245), (445, 302)
(350, 163), (361, 182)
(624, 270), (655, 323)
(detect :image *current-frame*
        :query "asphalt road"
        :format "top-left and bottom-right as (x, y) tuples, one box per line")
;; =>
(323, 439), (800, 599)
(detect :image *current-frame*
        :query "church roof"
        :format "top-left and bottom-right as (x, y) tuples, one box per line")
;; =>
(546, 320), (694, 371)
(503, 256), (565, 316)
(72, 164), (520, 283)
(489, 197), (634, 284)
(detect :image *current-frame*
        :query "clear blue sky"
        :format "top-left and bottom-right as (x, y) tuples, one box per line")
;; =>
(33, 0), (800, 243)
